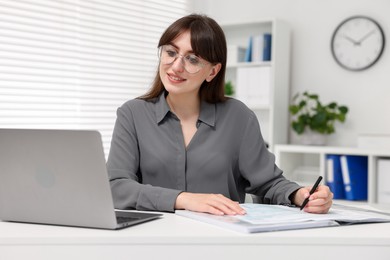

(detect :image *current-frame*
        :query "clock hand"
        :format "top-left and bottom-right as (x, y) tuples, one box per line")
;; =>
(342, 35), (359, 45)
(357, 29), (376, 44)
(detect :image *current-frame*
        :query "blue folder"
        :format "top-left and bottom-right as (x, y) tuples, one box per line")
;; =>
(262, 33), (272, 61)
(244, 36), (252, 62)
(340, 155), (368, 200)
(326, 154), (345, 199)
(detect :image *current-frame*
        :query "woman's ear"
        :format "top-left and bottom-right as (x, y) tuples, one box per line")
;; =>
(205, 63), (222, 82)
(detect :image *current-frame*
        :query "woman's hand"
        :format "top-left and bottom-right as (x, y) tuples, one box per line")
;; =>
(175, 192), (246, 216)
(292, 185), (333, 214)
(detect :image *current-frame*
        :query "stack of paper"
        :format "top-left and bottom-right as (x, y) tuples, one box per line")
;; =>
(176, 203), (390, 233)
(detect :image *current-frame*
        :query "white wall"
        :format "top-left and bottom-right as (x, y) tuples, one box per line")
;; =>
(192, 0), (390, 147)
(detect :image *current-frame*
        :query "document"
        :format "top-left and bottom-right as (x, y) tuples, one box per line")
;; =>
(175, 203), (390, 233)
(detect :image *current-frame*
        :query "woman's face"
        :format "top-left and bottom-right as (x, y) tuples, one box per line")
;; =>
(159, 30), (221, 98)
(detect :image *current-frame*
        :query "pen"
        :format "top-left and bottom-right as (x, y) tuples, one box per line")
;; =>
(300, 176), (323, 211)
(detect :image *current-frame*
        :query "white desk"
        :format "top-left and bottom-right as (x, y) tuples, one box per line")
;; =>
(1, 205), (390, 260)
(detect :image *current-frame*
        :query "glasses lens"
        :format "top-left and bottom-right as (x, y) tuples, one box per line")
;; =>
(160, 45), (176, 64)
(159, 45), (204, 74)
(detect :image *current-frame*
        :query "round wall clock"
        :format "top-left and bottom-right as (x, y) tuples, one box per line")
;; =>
(331, 16), (385, 71)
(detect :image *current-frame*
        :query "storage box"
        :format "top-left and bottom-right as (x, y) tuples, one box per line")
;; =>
(358, 134), (390, 150)
(377, 159), (390, 204)
(227, 45), (246, 66)
(235, 66), (270, 108)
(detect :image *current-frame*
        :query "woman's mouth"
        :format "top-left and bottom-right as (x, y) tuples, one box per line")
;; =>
(167, 73), (186, 83)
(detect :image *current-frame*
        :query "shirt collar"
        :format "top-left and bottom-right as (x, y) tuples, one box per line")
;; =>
(155, 92), (216, 127)
(199, 100), (216, 127)
(155, 92), (171, 124)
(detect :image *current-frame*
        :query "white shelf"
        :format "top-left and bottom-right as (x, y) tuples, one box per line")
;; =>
(227, 61), (272, 68)
(275, 144), (390, 204)
(221, 19), (291, 151)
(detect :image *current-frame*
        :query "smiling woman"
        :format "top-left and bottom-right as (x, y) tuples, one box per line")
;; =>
(0, 0), (190, 157)
(107, 14), (334, 216)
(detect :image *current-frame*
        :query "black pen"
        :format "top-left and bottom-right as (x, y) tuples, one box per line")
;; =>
(300, 176), (323, 211)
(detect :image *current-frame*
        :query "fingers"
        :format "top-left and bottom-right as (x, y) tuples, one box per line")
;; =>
(197, 194), (246, 216)
(207, 194), (246, 215)
(175, 192), (246, 216)
(302, 185), (333, 214)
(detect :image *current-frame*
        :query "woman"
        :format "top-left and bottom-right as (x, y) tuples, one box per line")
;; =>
(107, 14), (333, 215)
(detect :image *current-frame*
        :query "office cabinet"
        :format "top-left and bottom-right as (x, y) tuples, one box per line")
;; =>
(221, 19), (291, 151)
(275, 144), (390, 203)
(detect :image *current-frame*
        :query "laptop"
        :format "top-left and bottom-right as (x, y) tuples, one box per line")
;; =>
(0, 129), (162, 229)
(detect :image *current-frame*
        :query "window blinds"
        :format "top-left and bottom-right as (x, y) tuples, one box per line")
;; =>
(0, 0), (189, 157)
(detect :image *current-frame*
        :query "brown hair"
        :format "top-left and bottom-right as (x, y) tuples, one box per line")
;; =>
(139, 14), (227, 103)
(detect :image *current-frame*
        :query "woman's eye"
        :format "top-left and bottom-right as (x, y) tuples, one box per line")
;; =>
(186, 55), (200, 65)
(166, 50), (177, 57)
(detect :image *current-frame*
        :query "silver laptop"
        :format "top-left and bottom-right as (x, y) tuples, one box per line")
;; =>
(0, 129), (162, 229)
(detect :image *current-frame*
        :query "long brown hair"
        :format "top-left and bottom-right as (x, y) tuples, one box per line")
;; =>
(139, 14), (227, 103)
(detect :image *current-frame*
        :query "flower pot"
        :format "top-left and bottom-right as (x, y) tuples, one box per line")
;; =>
(300, 129), (327, 146)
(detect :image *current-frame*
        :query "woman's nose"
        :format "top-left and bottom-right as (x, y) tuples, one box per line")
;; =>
(171, 56), (185, 73)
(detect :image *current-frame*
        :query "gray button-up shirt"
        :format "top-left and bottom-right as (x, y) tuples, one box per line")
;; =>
(107, 92), (300, 212)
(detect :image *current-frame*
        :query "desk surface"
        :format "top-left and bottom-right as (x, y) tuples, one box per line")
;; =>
(1, 204), (390, 260)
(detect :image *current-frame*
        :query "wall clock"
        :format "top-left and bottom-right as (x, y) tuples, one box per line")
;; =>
(331, 16), (385, 71)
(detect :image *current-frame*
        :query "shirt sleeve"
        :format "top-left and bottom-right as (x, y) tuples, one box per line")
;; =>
(238, 111), (301, 205)
(106, 104), (182, 212)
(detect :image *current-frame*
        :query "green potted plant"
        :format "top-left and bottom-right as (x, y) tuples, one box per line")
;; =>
(289, 92), (349, 144)
(224, 81), (234, 96)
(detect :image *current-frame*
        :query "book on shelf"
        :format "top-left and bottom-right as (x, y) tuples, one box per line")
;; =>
(227, 45), (246, 66)
(175, 203), (390, 234)
(248, 33), (272, 62)
(244, 36), (252, 62)
(340, 155), (368, 200)
(262, 33), (272, 61)
(326, 154), (345, 199)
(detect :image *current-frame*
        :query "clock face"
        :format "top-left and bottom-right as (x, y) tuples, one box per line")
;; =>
(331, 16), (385, 71)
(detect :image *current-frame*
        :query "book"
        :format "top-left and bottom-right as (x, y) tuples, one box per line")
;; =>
(250, 33), (272, 62)
(227, 45), (246, 66)
(340, 155), (368, 200)
(175, 203), (390, 234)
(251, 34), (264, 62)
(262, 33), (272, 61)
(326, 154), (345, 199)
(244, 36), (252, 62)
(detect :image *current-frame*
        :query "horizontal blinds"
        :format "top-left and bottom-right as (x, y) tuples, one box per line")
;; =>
(0, 0), (189, 157)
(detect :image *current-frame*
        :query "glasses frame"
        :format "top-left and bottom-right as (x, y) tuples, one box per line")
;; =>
(157, 45), (209, 74)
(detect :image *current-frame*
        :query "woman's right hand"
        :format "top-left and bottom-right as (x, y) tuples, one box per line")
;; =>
(174, 192), (246, 216)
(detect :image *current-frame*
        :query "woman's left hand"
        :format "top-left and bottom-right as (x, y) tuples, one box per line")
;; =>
(293, 185), (333, 214)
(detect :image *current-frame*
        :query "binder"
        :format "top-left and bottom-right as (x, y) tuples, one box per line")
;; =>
(262, 33), (272, 61)
(251, 34), (264, 62)
(340, 155), (368, 200)
(326, 154), (345, 199)
(244, 36), (252, 62)
(251, 33), (272, 62)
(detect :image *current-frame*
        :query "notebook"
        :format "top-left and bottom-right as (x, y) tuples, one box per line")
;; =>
(0, 129), (162, 229)
(176, 203), (390, 234)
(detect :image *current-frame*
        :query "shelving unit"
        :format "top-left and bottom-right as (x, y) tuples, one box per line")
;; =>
(274, 144), (390, 203)
(221, 19), (291, 151)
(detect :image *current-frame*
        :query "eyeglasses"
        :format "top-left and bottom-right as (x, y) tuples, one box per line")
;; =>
(158, 45), (208, 74)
